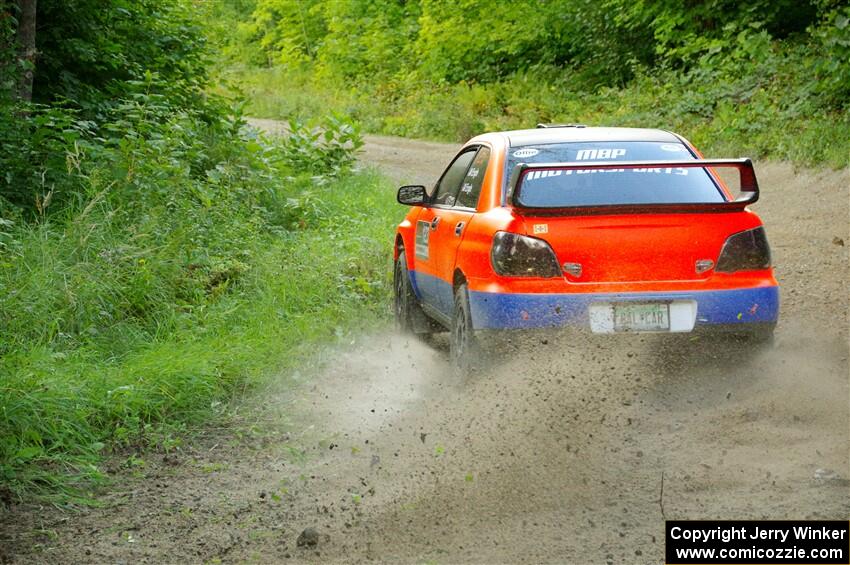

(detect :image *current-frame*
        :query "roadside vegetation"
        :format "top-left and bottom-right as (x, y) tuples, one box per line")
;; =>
(221, 0), (849, 168)
(0, 1), (393, 503)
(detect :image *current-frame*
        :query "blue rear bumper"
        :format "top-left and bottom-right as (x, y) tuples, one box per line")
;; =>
(468, 286), (779, 330)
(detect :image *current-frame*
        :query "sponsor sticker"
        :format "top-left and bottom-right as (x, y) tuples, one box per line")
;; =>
(512, 148), (539, 158)
(633, 167), (689, 176)
(576, 148), (626, 160)
(660, 143), (686, 152)
(533, 224), (548, 234)
(526, 170), (564, 181)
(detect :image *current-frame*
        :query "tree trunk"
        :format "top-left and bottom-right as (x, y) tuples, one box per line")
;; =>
(14, 0), (36, 102)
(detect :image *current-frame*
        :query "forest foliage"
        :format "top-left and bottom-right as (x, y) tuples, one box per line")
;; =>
(227, 0), (849, 167)
(0, 0), (377, 502)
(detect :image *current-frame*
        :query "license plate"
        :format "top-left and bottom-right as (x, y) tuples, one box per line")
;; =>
(613, 303), (670, 332)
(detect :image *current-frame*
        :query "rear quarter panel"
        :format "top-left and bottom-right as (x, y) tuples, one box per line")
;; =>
(395, 207), (421, 265)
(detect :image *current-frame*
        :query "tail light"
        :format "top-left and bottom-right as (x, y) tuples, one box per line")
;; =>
(491, 231), (561, 277)
(716, 227), (772, 272)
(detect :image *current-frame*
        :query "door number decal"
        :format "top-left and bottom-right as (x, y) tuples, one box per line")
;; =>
(415, 220), (430, 260)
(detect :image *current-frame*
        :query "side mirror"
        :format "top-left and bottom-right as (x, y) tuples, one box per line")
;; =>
(397, 185), (428, 206)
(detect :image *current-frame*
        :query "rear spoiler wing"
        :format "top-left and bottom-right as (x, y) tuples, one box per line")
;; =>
(507, 158), (759, 215)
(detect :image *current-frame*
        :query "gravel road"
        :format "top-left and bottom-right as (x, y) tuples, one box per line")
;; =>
(3, 121), (848, 564)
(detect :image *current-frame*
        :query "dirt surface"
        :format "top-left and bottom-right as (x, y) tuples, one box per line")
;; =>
(2, 123), (848, 564)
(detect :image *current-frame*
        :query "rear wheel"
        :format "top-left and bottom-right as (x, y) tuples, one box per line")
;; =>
(393, 247), (417, 332)
(450, 283), (480, 377)
(394, 245), (438, 338)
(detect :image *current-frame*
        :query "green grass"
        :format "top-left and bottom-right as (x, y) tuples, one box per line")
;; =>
(0, 168), (399, 503)
(223, 64), (849, 170)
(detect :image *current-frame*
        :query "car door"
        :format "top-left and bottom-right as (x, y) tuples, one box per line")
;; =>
(415, 146), (491, 316)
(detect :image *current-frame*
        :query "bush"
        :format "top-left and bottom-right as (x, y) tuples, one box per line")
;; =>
(0, 58), (379, 501)
(33, 0), (211, 113)
(279, 113), (364, 176)
(811, 5), (850, 109)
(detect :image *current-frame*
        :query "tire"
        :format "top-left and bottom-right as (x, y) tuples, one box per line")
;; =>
(393, 247), (417, 333)
(450, 283), (480, 377)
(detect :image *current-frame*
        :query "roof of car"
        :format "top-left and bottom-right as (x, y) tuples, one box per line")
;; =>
(498, 126), (681, 147)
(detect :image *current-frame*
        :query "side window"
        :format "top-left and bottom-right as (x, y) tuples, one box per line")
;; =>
(432, 149), (476, 207)
(455, 147), (490, 209)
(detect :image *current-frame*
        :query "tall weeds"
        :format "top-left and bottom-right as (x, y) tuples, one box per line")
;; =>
(0, 101), (392, 502)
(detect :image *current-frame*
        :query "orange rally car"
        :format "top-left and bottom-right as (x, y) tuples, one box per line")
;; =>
(393, 125), (779, 371)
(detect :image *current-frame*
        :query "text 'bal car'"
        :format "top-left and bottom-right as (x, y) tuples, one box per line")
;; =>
(393, 125), (778, 374)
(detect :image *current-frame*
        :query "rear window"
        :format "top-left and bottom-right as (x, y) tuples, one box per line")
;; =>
(506, 141), (725, 207)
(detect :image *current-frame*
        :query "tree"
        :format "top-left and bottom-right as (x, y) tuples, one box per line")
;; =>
(14, 0), (35, 101)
